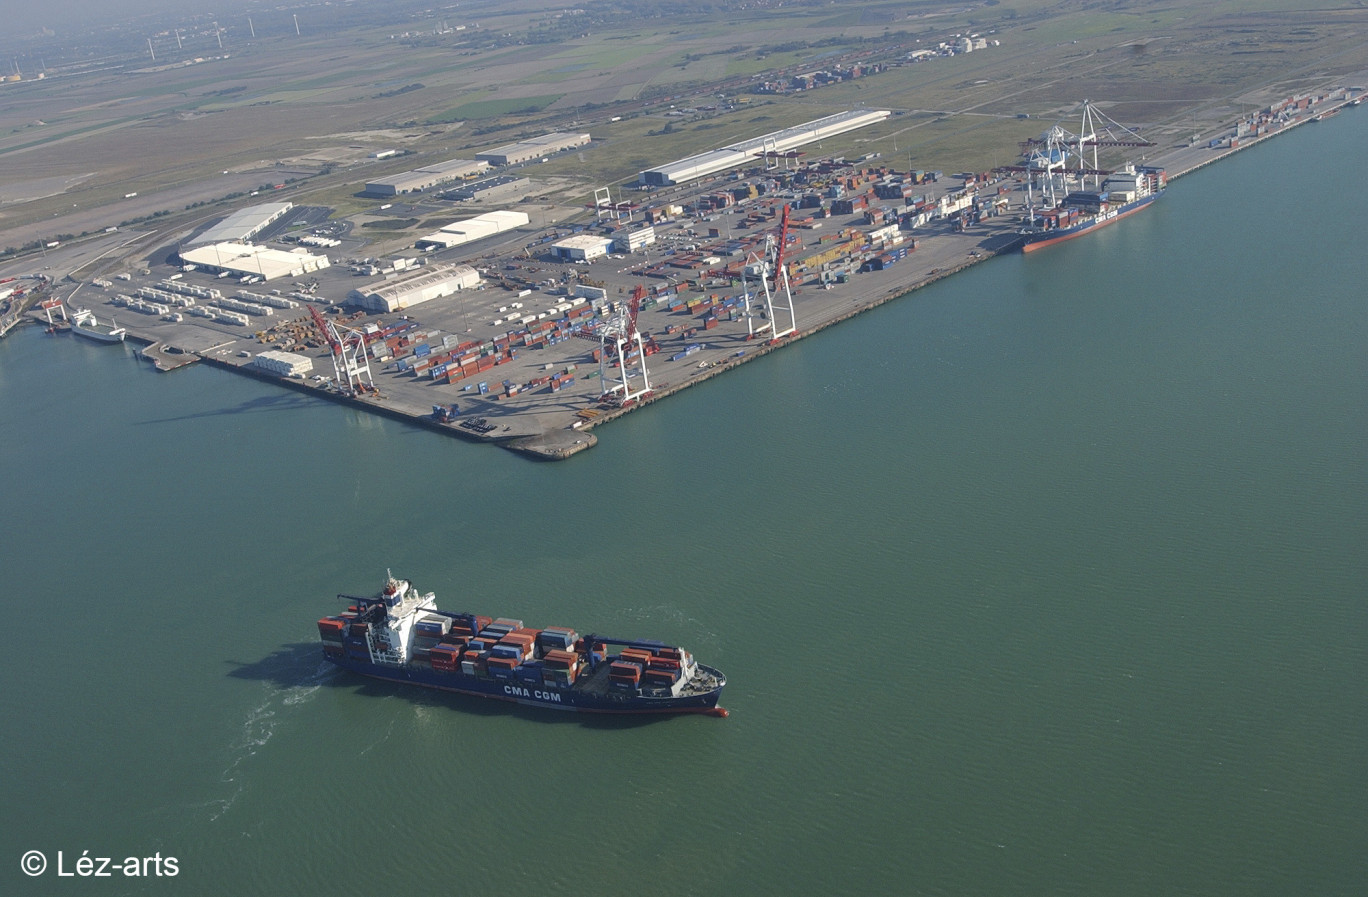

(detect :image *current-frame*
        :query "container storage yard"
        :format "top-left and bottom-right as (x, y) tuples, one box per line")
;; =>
(17, 87), (1361, 460)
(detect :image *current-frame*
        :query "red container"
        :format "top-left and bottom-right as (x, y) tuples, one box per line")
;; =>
(543, 650), (578, 670)
(620, 648), (653, 666)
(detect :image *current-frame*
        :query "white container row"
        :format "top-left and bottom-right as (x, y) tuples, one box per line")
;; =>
(235, 290), (298, 309)
(213, 297), (274, 317)
(158, 280), (223, 301)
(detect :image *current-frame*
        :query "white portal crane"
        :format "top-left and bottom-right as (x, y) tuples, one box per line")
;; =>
(572, 285), (653, 406)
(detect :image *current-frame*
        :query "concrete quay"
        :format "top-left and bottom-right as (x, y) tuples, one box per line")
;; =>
(12, 83), (1360, 461)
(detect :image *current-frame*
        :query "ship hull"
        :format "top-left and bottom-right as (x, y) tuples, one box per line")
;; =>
(1020, 192), (1160, 253)
(70, 322), (126, 342)
(326, 654), (726, 715)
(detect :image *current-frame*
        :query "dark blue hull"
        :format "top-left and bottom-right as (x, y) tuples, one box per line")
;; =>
(326, 654), (727, 716)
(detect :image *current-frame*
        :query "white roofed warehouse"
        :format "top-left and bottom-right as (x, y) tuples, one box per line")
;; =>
(346, 264), (481, 314)
(178, 243), (331, 282)
(475, 132), (590, 166)
(550, 235), (613, 262)
(415, 209), (530, 251)
(192, 202), (294, 246)
(364, 159), (490, 196)
(639, 109), (890, 186)
(613, 227), (657, 254)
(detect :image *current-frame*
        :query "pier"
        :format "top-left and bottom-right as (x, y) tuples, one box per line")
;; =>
(8, 85), (1360, 460)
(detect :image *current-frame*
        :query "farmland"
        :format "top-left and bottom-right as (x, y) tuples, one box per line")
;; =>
(1, 0), (1365, 258)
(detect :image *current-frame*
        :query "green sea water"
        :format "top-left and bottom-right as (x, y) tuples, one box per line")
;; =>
(2, 110), (1364, 896)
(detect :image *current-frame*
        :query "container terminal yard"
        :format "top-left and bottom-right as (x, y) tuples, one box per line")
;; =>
(6, 85), (1361, 460)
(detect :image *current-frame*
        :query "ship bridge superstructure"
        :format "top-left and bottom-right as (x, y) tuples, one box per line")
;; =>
(343, 573), (437, 665)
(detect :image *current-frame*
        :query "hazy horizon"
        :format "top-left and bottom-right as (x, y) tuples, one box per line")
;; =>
(10, 1), (224, 36)
(6, 0), (417, 44)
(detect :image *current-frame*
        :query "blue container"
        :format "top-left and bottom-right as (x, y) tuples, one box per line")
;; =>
(537, 631), (575, 650)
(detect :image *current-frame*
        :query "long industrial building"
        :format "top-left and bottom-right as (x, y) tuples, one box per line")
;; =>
(346, 264), (481, 314)
(364, 159), (490, 196)
(445, 175), (531, 202)
(638, 109), (890, 187)
(178, 242), (331, 282)
(192, 202), (294, 246)
(475, 132), (590, 166)
(415, 209), (530, 251)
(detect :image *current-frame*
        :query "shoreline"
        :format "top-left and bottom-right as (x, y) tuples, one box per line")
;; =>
(10, 88), (1359, 462)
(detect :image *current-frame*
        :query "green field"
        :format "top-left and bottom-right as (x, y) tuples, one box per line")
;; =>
(428, 94), (566, 123)
(0, 0), (1364, 252)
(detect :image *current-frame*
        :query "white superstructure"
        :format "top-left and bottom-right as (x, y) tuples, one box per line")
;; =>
(357, 574), (438, 665)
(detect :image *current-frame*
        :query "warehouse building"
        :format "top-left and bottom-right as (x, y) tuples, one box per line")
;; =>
(613, 226), (657, 254)
(475, 132), (590, 167)
(638, 109), (890, 187)
(444, 175), (531, 202)
(550, 235), (613, 262)
(415, 209), (530, 251)
(251, 350), (314, 377)
(192, 202), (294, 246)
(346, 264), (481, 314)
(178, 242), (331, 282)
(364, 159), (490, 196)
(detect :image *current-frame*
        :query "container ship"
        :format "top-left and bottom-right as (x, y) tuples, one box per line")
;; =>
(318, 573), (727, 716)
(1018, 164), (1166, 252)
(1004, 101), (1166, 252)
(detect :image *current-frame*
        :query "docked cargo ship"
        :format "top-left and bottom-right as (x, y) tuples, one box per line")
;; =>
(69, 308), (126, 343)
(1007, 100), (1165, 253)
(1018, 163), (1166, 252)
(318, 573), (727, 716)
